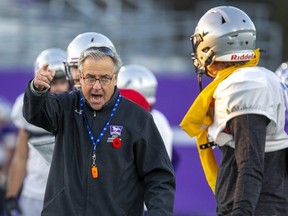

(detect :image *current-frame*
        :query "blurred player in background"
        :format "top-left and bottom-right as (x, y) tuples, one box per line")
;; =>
(275, 61), (288, 132)
(0, 97), (17, 216)
(117, 64), (174, 160)
(4, 48), (70, 216)
(119, 88), (150, 112)
(275, 61), (288, 87)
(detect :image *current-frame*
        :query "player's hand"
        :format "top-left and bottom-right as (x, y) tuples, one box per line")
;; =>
(4, 197), (22, 216)
(33, 63), (55, 91)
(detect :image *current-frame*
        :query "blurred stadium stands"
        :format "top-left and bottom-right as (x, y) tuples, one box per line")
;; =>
(0, 0), (283, 73)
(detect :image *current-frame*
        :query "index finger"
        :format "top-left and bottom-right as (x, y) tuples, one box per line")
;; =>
(42, 62), (49, 71)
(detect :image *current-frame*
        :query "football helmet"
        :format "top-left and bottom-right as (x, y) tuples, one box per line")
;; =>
(34, 48), (67, 79)
(275, 61), (288, 87)
(117, 64), (158, 105)
(191, 6), (256, 77)
(65, 32), (115, 81)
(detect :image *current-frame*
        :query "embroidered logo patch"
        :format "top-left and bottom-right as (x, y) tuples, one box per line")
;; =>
(110, 125), (123, 136)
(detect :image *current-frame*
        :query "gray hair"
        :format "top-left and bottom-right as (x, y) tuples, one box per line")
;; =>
(78, 47), (122, 75)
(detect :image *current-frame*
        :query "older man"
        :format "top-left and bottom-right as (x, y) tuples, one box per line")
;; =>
(23, 44), (175, 216)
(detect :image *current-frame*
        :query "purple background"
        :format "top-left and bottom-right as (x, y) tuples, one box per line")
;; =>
(0, 69), (218, 215)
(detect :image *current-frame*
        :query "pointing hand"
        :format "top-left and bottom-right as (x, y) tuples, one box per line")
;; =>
(33, 63), (55, 91)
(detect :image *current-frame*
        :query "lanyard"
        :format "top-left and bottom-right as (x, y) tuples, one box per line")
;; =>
(79, 93), (121, 178)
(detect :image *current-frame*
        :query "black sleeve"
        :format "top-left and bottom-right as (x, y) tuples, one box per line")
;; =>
(22, 80), (61, 134)
(135, 115), (175, 215)
(227, 114), (270, 215)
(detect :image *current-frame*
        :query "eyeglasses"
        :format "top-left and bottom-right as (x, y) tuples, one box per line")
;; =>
(81, 74), (114, 86)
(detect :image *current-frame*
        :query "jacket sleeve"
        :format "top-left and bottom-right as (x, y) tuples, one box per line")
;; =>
(22, 80), (62, 134)
(135, 115), (176, 216)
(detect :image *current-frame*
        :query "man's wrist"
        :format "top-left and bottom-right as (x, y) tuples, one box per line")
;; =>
(30, 80), (49, 95)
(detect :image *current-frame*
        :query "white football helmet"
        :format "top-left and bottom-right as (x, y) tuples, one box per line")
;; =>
(34, 48), (67, 79)
(117, 64), (158, 105)
(191, 6), (256, 77)
(275, 61), (288, 87)
(65, 32), (115, 80)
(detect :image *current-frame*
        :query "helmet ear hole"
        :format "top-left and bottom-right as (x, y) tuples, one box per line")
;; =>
(202, 47), (211, 53)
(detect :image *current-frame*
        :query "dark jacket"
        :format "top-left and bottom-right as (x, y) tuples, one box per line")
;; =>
(23, 82), (175, 216)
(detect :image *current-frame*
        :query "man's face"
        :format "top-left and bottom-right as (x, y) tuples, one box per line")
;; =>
(80, 56), (117, 110)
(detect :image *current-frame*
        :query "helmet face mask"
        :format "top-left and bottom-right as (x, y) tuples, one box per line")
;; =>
(191, 6), (256, 77)
(65, 32), (115, 81)
(191, 32), (215, 77)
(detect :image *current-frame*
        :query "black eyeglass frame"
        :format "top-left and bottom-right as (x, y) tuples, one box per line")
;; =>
(81, 73), (115, 86)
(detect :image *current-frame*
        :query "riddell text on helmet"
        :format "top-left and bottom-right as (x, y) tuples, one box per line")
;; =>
(231, 53), (255, 61)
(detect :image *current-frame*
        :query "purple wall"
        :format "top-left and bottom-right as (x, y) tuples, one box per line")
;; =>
(0, 68), (33, 104)
(155, 73), (217, 215)
(0, 69), (218, 215)
(155, 73), (212, 125)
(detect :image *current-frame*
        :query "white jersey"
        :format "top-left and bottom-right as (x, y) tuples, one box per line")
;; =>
(208, 66), (288, 152)
(151, 109), (173, 159)
(11, 93), (51, 200)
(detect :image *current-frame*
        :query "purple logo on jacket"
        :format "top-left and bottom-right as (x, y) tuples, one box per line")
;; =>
(110, 125), (123, 136)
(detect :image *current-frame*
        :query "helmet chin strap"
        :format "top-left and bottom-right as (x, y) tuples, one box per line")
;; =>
(194, 65), (205, 92)
(197, 73), (203, 92)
